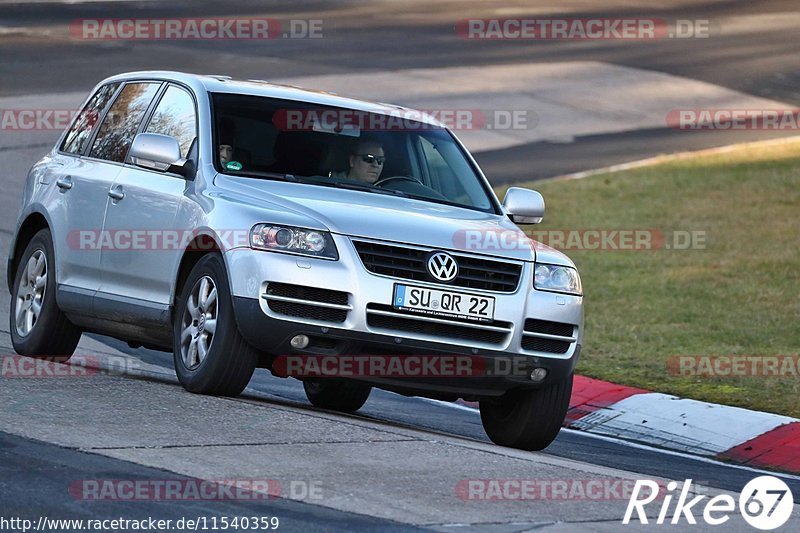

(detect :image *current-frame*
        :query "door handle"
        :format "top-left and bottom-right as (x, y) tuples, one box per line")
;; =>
(108, 187), (125, 201)
(56, 177), (73, 190)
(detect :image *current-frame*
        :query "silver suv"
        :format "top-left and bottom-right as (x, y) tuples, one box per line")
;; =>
(7, 71), (583, 451)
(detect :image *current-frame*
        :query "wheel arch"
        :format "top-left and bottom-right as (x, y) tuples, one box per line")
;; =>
(7, 211), (51, 293)
(171, 231), (227, 321)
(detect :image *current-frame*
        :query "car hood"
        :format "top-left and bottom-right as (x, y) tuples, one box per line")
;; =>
(215, 175), (574, 265)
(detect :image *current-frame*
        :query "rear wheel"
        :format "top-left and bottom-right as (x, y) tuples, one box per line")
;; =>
(10, 228), (81, 358)
(303, 379), (372, 413)
(173, 254), (257, 396)
(479, 373), (573, 451)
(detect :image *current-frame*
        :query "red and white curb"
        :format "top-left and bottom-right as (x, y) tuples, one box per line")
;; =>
(458, 376), (800, 474)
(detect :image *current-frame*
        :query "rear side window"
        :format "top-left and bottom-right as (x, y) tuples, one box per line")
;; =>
(144, 85), (197, 158)
(89, 82), (160, 163)
(60, 82), (120, 155)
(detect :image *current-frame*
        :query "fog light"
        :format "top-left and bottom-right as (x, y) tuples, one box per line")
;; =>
(290, 335), (310, 350)
(530, 368), (548, 382)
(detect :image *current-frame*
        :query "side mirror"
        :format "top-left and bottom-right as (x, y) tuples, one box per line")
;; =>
(129, 133), (187, 175)
(503, 187), (545, 224)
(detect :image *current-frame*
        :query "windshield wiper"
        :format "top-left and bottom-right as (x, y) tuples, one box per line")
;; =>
(329, 180), (408, 197)
(290, 176), (408, 198)
(226, 171), (408, 198)
(392, 191), (477, 210)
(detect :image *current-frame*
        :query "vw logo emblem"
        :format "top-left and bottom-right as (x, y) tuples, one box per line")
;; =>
(427, 252), (459, 282)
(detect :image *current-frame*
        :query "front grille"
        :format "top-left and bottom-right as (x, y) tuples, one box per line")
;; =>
(522, 318), (576, 354)
(366, 303), (511, 345)
(353, 240), (522, 293)
(263, 283), (350, 323)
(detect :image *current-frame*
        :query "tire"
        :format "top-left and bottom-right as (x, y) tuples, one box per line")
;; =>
(173, 253), (257, 396)
(303, 379), (372, 413)
(10, 228), (81, 359)
(479, 373), (573, 451)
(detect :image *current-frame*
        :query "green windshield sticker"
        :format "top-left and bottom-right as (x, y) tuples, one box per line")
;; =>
(226, 161), (243, 171)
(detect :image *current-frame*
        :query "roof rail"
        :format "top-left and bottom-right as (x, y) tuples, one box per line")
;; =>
(206, 74), (232, 81)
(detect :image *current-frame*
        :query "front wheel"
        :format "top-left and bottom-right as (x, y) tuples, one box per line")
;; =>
(303, 379), (372, 413)
(10, 228), (81, 358)
(173, 253), (257, 396)
(479, 373), (573, 451)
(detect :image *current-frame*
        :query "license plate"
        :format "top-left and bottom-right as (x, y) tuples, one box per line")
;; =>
(392, 284), (495, 322)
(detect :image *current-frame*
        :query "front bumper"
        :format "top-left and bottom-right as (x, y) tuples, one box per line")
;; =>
(225, 235), (583, 397)
(233, 296), (580, 398)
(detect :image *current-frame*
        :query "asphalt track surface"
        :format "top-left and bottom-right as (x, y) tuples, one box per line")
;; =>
(1, 1), (799, 530)
(1, 431), (418, 531)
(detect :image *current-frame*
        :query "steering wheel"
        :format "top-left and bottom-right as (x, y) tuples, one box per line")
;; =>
(373, 175), (423, 187)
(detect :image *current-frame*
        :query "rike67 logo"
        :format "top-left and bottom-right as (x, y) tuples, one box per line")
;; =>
(623, 476), (794, 530)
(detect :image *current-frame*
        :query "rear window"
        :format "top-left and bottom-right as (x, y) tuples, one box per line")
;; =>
(60, 82), (120, 155)
(89, 82), (161, 163)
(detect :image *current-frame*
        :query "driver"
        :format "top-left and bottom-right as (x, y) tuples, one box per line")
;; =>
(345, 138), (385, 184)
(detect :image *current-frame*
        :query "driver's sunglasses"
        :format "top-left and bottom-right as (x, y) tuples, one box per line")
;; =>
(357, 153), (386, 165)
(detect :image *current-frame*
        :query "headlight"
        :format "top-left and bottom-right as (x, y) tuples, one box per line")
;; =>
(250, 224), (338, 260)
(534, 263), (582, 295)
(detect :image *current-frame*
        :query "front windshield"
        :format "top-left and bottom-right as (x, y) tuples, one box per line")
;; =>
(211, 93), (497, 212)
